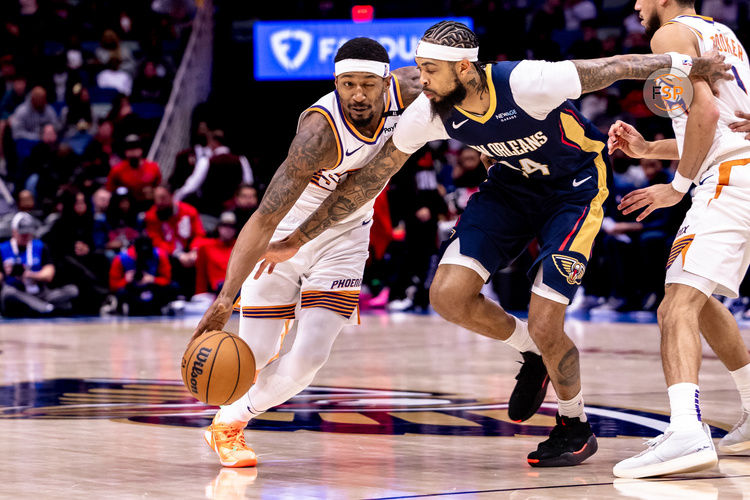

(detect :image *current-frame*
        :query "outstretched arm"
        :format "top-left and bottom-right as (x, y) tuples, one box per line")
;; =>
(573, 51), (732, 93)
(190, 112), (337, 340)
(296, 137), (407, 247)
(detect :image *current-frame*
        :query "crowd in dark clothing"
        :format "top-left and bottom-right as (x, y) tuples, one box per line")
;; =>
(3, 0), (749, 318)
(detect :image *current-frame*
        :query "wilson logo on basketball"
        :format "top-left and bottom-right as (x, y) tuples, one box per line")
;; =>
(0, 378), (731, 439)
(189, 347), (212, 394)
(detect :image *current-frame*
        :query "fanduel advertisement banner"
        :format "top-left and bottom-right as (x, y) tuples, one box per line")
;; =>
(253, 18), (474, 81)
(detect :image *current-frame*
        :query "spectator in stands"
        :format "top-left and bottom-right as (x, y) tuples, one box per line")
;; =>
(106, 134), (161, 208)
(44, 188), (109, 314)
(568, 20), (604, 59)
(0, 74), (26, 120)
(174, 129), (254, 218)
(105, 94), (144, 146)
(168, 118), (211, 191)
(97, 57), (133, 96)
(132, 60), (170, 104)
(107, 187), (141, 252)
(194, 211), (237, 296)
(96, 29), (135, 76)
(61, 83), (93, 138)
(0, 212), (78, 316)
(8, 86), (59, 141)
(77, 120), (116, 192)
(91, 187), (112, 252)
(565, 0), (597, 30)
(451, 147), (486, 214)
(144, 185), (205, 296)
(229, 183), (259, 229)
(109, 234), (173, 315)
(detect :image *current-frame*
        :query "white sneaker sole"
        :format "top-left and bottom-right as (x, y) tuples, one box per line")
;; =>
(613, 449), (718, 479)
(718, 439), (750, 454)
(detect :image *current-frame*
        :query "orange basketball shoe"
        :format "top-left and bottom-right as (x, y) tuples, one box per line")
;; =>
(204, 411), (258, 467)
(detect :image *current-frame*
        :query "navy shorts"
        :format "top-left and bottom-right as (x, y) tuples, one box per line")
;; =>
(443, 159), (609, 302)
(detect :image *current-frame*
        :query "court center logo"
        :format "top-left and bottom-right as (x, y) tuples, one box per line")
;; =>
(270, 30), (313, 70)
(644, 68), (694, 118)
(0, 378), (729, 438)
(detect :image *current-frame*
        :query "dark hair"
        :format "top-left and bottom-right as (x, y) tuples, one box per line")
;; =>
(674, 0), (695, 6)
(334, 37), (389, 64)
(421, 21), (487, 88)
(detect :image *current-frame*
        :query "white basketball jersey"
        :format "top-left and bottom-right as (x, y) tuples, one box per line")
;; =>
(666, 15), (750, 180)
(283, 76), (405, 225)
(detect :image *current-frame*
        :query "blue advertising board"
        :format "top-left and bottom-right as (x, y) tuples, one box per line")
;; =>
(253, 18), (474, 81)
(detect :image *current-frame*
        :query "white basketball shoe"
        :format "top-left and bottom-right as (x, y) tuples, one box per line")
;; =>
(718, 410), (750, 455)
(613, 423), (718, 478)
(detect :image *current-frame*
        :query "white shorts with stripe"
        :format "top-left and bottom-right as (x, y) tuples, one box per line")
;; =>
(666, 149), (750, 298)
(236, 213), (371, 325)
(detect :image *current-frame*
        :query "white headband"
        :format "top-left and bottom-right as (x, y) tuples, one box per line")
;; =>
(415, 40), (479, 62)
(334, 59), (390, 77)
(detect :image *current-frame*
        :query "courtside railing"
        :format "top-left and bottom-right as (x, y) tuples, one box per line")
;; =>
(147, 0), (213, 179)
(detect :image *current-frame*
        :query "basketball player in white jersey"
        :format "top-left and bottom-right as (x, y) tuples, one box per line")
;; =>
(608, 0), (750, 478)
(187, 38), (421, 467)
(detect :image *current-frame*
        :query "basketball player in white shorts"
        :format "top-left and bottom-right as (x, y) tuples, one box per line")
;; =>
(609, 1), (750, 478)
(189, 37), (422, 467)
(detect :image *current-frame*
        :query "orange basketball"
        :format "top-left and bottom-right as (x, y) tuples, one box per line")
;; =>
(181, 331), (255, 405)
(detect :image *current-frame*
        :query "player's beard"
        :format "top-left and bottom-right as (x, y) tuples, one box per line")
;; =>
(429, 77), (467, 121)
(643, 11), (661, 38)
(348, 109), (375, 127)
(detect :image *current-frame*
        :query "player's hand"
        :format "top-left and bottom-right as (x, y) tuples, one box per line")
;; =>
(729, 110), (750, 140)
(253, 235), (302, 279)
(607, 120), (649, 158)
(190, 295), (234, 343)
(479, 153), (497, 171)
(691, 50), (733, 95)
(618, 183), (684, 221)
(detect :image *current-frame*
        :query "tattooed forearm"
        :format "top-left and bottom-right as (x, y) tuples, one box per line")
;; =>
(573, 52), (728, 94)
(556, 346), (580, 387)
(297, 138), (410, 243)
(573, 54), (671, 93)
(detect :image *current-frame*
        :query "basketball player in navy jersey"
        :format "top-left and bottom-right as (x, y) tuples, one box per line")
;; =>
(257, 21), (732, 467)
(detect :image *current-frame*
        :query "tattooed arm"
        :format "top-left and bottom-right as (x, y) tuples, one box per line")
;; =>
(573, 51), (732, 93)
(294, 137), (408, 247)
(190, 112), (337, 340)
(391, 66), (423, 106)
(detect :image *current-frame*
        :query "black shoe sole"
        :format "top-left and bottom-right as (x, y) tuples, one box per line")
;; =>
(508, 374), (550, 422)
(527, 434), (598, 467)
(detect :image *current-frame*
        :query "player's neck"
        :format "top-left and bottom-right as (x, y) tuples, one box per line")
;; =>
(457, 86), (490, 116)
(661, 5), (696, 24)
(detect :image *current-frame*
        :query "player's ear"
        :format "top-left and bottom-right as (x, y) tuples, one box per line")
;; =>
(455, 59), (472, 78)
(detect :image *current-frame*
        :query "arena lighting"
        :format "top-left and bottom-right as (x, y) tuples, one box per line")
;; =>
(352, 5), (374, 23)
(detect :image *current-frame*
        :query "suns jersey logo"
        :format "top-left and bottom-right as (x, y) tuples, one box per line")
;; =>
(0, 378), (731, 438)
(552, 254), (586, 285)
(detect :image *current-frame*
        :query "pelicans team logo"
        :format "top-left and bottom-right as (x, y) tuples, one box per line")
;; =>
(552, 254), (586, 285)
(0, 378), (730, 438)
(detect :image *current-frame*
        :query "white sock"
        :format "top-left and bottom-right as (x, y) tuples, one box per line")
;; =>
(558, 390), (587, 421)
(503, 316), (539, 354)
(730, 363), (750, 412)
(667, 382), (702, 431)
(217, 398), (254, 424)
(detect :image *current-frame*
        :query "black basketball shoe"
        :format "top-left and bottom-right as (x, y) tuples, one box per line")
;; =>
(507, 351), (550, 422)
(527, 413), (598, 467)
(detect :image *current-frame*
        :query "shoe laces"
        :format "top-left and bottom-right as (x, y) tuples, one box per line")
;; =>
(214, 423), (249, 451)
(515, 354), (539, 381)
(644, 433), (667, 448)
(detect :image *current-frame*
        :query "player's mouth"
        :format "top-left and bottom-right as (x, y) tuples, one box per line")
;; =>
(351, 105), (371, 113)
(423, 90), (435, 99)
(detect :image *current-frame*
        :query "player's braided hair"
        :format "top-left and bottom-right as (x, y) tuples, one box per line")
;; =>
(421, 21), (487, 88)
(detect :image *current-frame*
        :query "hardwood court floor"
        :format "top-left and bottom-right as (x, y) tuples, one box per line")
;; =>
(1, 312), (749, 499)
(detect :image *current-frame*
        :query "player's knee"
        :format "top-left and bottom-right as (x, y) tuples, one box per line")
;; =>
(657, 293), (698, 330)
(429, 279), (468, 321)
(527, 320), (561, 354)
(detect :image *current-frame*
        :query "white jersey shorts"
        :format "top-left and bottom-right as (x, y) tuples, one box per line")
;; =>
(236, 213), (371, 325)
(666, 149), (750, 298)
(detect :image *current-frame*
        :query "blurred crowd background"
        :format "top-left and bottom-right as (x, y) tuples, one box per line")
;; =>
(0, 0), (748, 319)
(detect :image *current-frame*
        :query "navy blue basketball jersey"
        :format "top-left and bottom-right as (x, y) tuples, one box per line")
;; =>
(442, 62), (607, 183)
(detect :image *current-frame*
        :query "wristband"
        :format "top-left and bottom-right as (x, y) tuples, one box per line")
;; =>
(671, 171), (692, 193)
(667, 52), (693, 76)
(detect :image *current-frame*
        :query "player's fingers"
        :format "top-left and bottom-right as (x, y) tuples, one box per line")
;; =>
(729, 121), (750, 132)
(254, 261), (269, 280)
(622, 198), (652, 215)
(267, 263), (276, 275)
(736, 111), (750, 120)
(636, 205), (655, 222)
